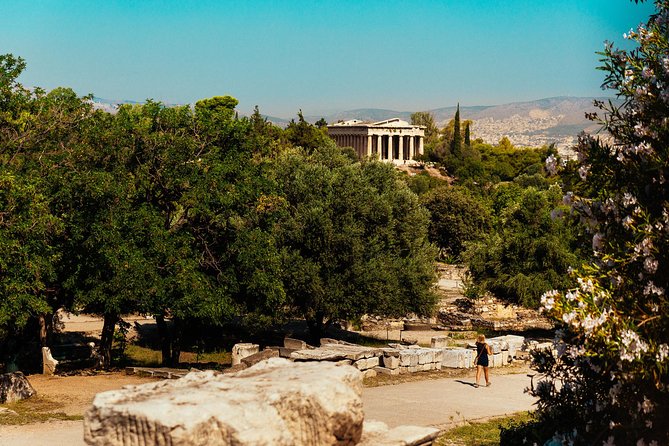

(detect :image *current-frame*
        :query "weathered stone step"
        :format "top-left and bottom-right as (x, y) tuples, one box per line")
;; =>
(125, 366), (189, 379)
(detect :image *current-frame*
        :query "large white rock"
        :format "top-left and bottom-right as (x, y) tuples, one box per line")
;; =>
(42, 347), (58, 375)
(488, 335), (524, 359)
(84, 358), (364, 446)
(398, 351), (417, 367)
(382, 355), (400, 369)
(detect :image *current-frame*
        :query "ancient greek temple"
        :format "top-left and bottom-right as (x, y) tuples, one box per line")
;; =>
(327, 118), (425, 164)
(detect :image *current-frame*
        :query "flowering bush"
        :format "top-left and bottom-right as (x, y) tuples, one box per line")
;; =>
(503, 2), (669, 445)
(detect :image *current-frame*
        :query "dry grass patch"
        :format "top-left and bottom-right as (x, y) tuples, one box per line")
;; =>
(124, 344), (231, 368)
(0, 396), (82, 425)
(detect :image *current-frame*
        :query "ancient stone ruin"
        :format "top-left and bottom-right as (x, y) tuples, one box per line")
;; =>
(85, 358), (439, 446)
(221, 335), (550, 379)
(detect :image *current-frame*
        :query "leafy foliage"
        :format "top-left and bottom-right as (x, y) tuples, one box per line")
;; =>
(505, 3), (669, 444)
(271, 143), (438, 339)
(410, 111), (440, 145)
(0, 53), (440, 370)
(464, 184), (580, 307)
(421, 186), (490, 261)
(284, 110), (330, 153)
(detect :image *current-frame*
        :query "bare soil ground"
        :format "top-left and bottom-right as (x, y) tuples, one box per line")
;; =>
(25, 372), (159, 416)
(0, 373), (159, 446)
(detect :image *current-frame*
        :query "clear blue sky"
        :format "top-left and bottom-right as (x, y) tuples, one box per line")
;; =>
(1, 0), (654, 118)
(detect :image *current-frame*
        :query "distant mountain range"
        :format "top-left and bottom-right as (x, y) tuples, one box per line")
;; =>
(90, 96), (618, 152)
(301, 96), (619, 152)
(303, 96), (611, 127)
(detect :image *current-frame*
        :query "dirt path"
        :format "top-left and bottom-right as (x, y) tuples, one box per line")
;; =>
(0, 368), (534, 445)
(0, 420), (85, 446)
(362, 372), (536, 430)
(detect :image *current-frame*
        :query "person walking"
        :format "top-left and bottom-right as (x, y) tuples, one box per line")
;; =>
(474, 334), (493, 388)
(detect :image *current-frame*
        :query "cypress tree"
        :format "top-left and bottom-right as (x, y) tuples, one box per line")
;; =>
(451, 103), (462, 157)
(464, 121), (471, 146)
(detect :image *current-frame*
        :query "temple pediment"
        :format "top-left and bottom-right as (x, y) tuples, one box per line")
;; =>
(330, 118), (423, 129)
(371, 118), (411, 127)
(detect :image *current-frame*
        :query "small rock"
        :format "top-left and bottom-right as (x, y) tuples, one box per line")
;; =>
(0, 372), (36, 404)
(284, 337), (308, 350)
(231, 343), (259, 366)
(241, 349), (279, 367)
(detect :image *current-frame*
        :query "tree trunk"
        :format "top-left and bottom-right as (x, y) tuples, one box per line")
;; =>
(37, 313), (53, 348)
(99, 312), (117, 370)
(305, 312), (325, 345)
(156, 314), (172, 367)
(169, 317), (181, 367)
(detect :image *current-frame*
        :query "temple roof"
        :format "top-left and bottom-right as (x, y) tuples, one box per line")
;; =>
(329, 118), (424, 129)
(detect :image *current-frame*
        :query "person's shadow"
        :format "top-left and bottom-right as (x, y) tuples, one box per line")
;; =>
(455, 379), (478, 387)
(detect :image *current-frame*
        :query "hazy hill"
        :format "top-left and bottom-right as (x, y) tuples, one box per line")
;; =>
(312, 96), (617, 151)
(90, 96), (615, 151)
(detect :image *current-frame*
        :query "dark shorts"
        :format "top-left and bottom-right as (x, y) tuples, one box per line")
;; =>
(477, 357), (489, 367)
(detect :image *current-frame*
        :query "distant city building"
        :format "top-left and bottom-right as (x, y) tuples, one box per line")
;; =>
(327, 118), (425, 164)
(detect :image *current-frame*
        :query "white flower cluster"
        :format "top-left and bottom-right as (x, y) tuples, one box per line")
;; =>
(577, 278), (594, 293)
(540, 289), (558, 311)
(643, 256), (658, 274)
(657, 343), (669, 362)
(582, 310), (608, 336)
(592, 233), (604, 251)
(545, 154), (558, 176)
(643, 281), (664, 296)
(622, 192), (637, 207)
(639, 396), (654, 414)
(620, 329), (649, 361)
(578, 165), (590, 181)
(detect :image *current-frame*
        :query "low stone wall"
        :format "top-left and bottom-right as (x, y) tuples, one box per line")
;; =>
(285, 340), (446, 378)
(227, 333), (551, 378)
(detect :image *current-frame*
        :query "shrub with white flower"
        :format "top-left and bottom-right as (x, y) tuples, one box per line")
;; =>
(502, 2), (669, 445)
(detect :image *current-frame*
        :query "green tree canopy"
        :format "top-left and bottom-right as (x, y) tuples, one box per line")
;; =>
(270, 143), (438, 340)
(450, 104), (462, 157)
(284, 110), (329, 153)
(410, 111), (439, 145)
(421, 186), (490, 261)
(464, 184), (581, 308)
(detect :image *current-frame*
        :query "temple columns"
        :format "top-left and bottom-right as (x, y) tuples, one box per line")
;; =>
(387, 135), (393, 160)
(398, 136), (404, 162)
